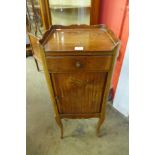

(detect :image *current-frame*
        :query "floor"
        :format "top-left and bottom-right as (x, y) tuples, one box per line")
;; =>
(26, 57), (129, 155)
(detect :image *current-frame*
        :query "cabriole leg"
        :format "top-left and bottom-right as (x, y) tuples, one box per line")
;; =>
(55, 116), (63, 139)
(96, 116), (105, 137)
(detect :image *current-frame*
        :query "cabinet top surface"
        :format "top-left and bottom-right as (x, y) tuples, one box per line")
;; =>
(41, 25), (119, 53)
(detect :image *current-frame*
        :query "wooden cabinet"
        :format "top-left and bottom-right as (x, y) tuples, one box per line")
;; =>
(30, 25), (120, 138)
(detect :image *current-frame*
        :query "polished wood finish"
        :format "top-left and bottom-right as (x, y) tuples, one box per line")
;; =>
(43, 26), (116, 52)
(33, 25), (120, 138)
(39, 0), (52, 31)
(60, 113), (100, 119)
(40, 24), (118, 50)
(52, 72), (107, 114)
(46, 56), (112, 73)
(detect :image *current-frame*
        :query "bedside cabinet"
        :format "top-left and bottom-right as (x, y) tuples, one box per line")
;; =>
(29, 25), (120, 138)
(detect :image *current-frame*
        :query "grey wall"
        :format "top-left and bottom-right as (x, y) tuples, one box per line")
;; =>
(113, 40), (129, 117)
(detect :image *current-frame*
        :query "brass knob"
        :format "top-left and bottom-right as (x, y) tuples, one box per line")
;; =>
(75, 61), (81, 68)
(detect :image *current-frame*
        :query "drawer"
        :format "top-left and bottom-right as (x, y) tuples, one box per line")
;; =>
(46, 56), (112, 72)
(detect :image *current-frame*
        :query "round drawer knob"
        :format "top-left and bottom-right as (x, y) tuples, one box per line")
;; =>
(75, 61), (81, 68)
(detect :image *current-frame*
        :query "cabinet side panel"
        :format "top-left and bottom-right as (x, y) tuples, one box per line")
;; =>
(49, 73), (62, 114)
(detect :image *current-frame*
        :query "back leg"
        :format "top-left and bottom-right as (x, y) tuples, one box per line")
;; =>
(55, 116), (63, 139)
(34, 58), (40, 72)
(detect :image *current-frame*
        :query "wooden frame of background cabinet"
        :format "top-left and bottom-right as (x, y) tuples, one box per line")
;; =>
(38, 0), (101, 31)
(39, 0), (52, 30)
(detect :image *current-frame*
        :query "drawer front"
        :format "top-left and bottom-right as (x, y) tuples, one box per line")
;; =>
(46, 56), (112, 72)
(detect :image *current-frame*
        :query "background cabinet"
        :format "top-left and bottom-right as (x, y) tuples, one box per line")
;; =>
(26, 0), (101, 34)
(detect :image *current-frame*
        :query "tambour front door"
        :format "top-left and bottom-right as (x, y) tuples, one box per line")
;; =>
(52, 72), (107, 114)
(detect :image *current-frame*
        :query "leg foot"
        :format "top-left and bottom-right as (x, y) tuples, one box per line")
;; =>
(96, 117), (105, 137)
(55, 116), (63, 139)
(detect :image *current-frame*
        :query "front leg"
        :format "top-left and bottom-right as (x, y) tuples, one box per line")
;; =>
(96, 116), (105, 137)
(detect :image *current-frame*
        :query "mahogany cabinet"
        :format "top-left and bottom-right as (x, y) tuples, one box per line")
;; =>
(29, 25), (120, 138)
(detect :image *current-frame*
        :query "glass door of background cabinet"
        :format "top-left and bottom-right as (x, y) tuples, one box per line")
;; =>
(49, 0), (91, 25)
(40, 0), (100, 31)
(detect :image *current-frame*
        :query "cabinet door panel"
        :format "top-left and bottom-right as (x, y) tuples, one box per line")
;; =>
(51, 72), (107, 114)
